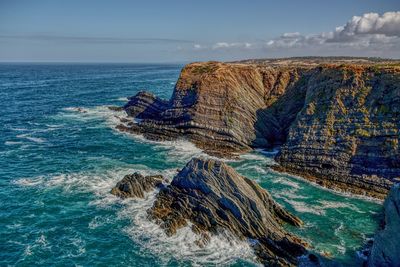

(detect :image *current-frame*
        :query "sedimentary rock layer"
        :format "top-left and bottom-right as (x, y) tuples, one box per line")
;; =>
(147, 158), (306, 266)
(117, 61), (307, 156)
(117, 58), (400, 198)
(275, 64), (400, 199)
(368, 184), (400, 266)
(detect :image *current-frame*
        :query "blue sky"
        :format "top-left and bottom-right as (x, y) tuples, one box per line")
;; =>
(0, 0), (399, 62)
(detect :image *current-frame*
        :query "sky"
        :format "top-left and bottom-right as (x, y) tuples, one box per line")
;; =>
(0, 0), (399, 62)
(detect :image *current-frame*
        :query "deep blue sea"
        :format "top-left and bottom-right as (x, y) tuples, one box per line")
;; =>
(0, 63), (382, 266)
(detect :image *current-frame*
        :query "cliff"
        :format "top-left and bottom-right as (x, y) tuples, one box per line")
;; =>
(117, 58), (400, 198)
(275, 64), (400, 199)
(117, 61), (308, 156)
(368, 184), (400, 266)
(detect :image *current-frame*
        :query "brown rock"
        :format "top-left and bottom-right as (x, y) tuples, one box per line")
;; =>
(111, 173), (164, 198)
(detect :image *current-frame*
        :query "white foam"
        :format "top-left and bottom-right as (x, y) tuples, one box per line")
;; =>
(120, 192), (258, 266)
(59, 105), (130, 130)
(4, 141), (23, 145)
(16, 133), (46, 143)
(115, 97), (128, 101)
(281, 198), (326, 215)
(269, 169), (383, 204)
(317, 200), (364, 213)
(13, 177), (46, 187)
(14, 164), (258, 265)
(270, 176), (301, 189)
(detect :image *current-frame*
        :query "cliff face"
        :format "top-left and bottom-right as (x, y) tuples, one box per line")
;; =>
(119, 62), (306, 156)
(275, 65), (400, 198)
(368, 184), (400, 266)
(118, 59), (400, 198)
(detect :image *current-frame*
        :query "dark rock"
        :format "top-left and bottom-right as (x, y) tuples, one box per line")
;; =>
(108, 106), (124, 111)
(111, 173), (164, 198)
(368, 184), (400, 266)
(147, 157), (306, 266)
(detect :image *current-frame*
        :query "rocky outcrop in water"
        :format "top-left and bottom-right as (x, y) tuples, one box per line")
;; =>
(117, 58), (400, 198)
(368, 184), (400, 266)
(111, 173), (164, 198)
(147, 158), (306, 266)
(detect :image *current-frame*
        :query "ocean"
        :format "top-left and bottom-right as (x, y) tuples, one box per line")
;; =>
(0, 63), (381, 266)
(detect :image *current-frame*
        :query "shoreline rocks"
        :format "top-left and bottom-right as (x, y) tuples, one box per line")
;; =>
(112, 158), (308, 266)
(116, 59), (400, 199)
(110, 173), (165, 198)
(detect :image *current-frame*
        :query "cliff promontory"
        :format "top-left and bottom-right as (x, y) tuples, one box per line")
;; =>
(116, 58), (400, 199)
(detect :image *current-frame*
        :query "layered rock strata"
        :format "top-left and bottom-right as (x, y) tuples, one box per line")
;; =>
(275, 64), (400, 199)
(117, 59), (400, 198)
(147, 158), (306, 266)
(111, 173), (164, 198)
(117, 62), (307, 156)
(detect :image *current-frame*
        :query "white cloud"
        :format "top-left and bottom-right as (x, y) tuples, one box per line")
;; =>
(266, 11), (400, 49)
(212, 42), (252, 49)
(331, 11), (400, 41)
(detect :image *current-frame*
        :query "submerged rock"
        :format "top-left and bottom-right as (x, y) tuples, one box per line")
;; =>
(147, 157), (306, 266)
(111, 173), (164, 198)
(368, 184), (400, 266)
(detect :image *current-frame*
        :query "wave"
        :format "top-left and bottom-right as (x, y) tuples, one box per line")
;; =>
(270, 176), (301, 189)
(4, 141), (23, 145)
(16, 133), (46, 143)
(281, 198), (326, 215)
(13, 165), (258, 266)
(317, 200), (365, 213)
(59, 105), (129, 129)
(120, 191), (258, 266)
(269, 169), (383, 204)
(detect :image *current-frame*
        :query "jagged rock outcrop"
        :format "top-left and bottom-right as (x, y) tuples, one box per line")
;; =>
(147, 158), (306, 266)
(117, 58), (400, 198)
(111, 173), (164, 198)
(368, 184), (400, 266)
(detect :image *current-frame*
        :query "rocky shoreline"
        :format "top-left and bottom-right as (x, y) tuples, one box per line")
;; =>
(113, 58), (400, 199)
(109, 57), (400, 266)
(112, 158), (311, 266)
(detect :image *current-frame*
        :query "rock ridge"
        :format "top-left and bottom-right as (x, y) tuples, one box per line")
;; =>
(111, 158), (307, 266)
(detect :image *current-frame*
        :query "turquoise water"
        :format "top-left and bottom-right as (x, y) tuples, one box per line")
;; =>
(0, 63), (382, 266)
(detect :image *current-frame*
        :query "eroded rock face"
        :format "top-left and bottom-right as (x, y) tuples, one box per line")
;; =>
(275, 65), (400, 199)
(368, 184), (400, 266)
(117, 62), (306, 156)
(117, 59), (400, 198)
(147, 158), (306, 266)
(110, 173), (164, 198)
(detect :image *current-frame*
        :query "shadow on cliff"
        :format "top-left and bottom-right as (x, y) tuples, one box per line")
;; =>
(252, 76), (309, 149)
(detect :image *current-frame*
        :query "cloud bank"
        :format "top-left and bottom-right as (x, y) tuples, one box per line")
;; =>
(191, 11), (400, 58)
(268, 11), (400, 49)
